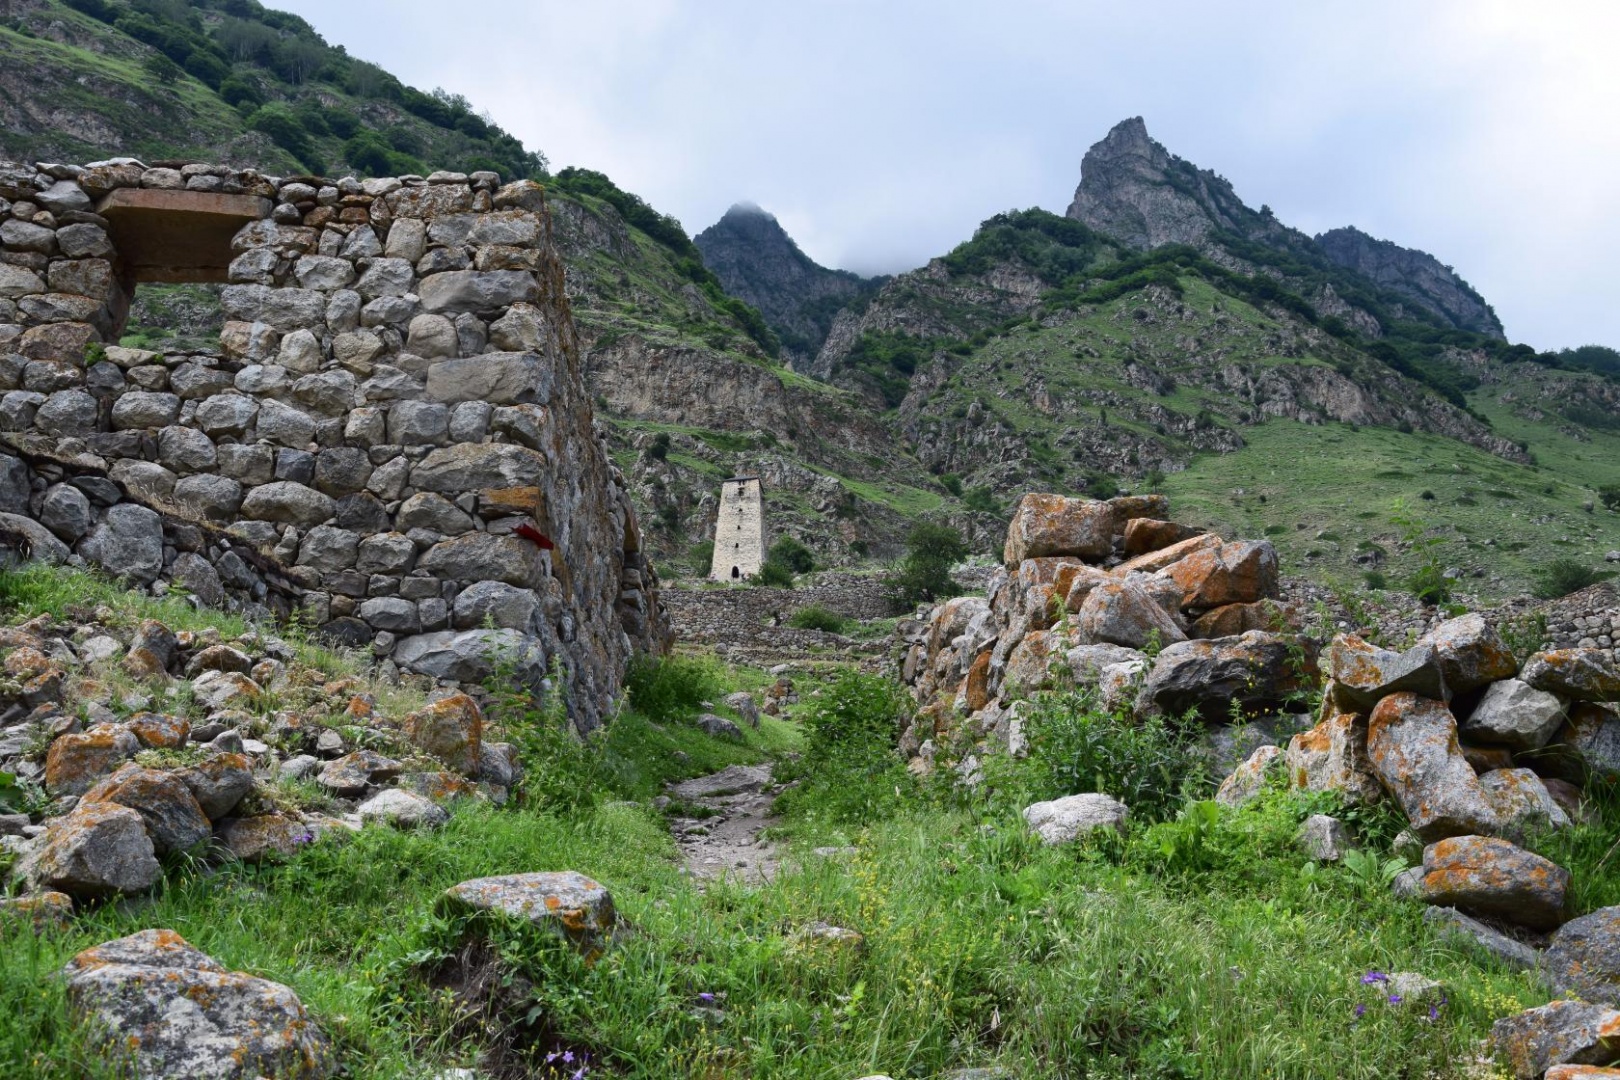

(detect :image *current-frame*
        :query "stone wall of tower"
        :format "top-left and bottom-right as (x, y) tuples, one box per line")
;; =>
(708, 477), (764, 581)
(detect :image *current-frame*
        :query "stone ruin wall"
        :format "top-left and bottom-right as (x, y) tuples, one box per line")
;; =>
(0, 158), (669, 730)
(709, 475), (764, 581)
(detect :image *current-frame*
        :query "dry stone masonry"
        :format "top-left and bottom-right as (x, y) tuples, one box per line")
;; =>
(0, 158), (668, 728)
(709, 474), (764, 581)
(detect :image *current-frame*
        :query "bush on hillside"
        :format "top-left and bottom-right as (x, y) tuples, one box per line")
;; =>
(754, 558), (795, 588)
(1533, 558), (1612, 600)
(886, 521), (967, 610)
(768, 536), (815, 575)
(774, 671), (914, 826)
(624, 654), (721, 722)
(787, 604), (847, 634)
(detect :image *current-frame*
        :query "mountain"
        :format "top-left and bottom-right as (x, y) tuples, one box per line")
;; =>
(1066, 117), (1504, 339)
(693, 203), (876, 365)
(0, 0), (544, 179)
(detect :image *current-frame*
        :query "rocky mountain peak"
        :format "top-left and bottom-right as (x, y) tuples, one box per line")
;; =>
(1065, 117), (1275, 250)
(1315, 226), (1505, 339)
(695, 202), (874, 364)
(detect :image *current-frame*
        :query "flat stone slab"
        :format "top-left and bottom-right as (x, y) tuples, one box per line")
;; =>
(439, 870), (616, 950)
(668, 764), (772, 801)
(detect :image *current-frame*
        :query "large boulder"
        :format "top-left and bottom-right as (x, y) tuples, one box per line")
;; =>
(1161, 539), (1278, 611)
(1420, 614), (1518, 694)
(392, 628), (546, 688)
(356, 788), (449, 829)
(1462, 678), (1567, 751)
(1113, 532), (1221, 577)
(1003, 494), (1118, 564)
(418, 533), (546, 589)
(1022, 793), (1129, 845)
(1366, 693), (1497, 841)
(1524, 650), (1620, 702)
(63, 929), (333, 1079)
(403, 693), (483, 776)
(1324, 635), (1448, 712)
(1491, 1000), (1620, 1080)
(439, 870), (616, 952)
(1216, 744), (1284, 807)
(1421, 835), (1569, 930)
(1134, 631), (1313, 721)
(1480, 768), (1572, 839)
(81, 765), (211, 854)
(23, 802), (161, 899)
(1557, 704), (1620, 781)
(1286, 710), (1386, 805)
(44, 724), (139, 796)
(177, 753), (254, 820)
(1544, 907), (1620, 1007)
(1075, 579), (1186, 650)
(78, 504), (164, 584)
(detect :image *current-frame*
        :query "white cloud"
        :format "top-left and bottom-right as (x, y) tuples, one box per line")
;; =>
(276, 0), (1620, 348)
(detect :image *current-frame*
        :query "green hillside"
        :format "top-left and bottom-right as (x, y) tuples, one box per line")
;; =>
(0, 0), (543, 177)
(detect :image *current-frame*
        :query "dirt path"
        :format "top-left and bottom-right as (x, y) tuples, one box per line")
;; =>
(664, 764), (782, 886)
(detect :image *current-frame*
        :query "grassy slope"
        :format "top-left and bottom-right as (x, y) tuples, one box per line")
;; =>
(1158, 419), (1620, 599)
(5, 564), (1612, 1077)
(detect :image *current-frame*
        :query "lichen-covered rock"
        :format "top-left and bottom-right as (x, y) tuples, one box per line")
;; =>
(177, 753), (255, 820)
(1002, 493), (1118, 564)
(1190, 599), (1288, 639)
(1161, 540), (1279, 610)
(317, 750), (404, 797)
(1421, 835), (1569, 930)
(439, 870), (616, 951)
(81, 765), (211, 854)
(191, 670), (262, 712)
(1324, 635), (1448, 712)
(125, 712), (189, 750)
(1480, 767), (1571, 839)
(1419, 614), (1518, 693)
(63, 929), (333, 1079)
(1367, 693), (1497, 841)
(1113, 532), (1222, 577)
(1216, 744), (1284, 807)
(1544, 1066), (1620, 1079)
(356, 788), (449, 829)
(1462, 678), (1567, 750)
(216, 814), (313, 864)
(403, 692), (483, 776)
(1544, 907), (1620, 1007)
(1001, 629), (1067, 700)
(1076, 579), (1186, 650)
(44, 724), (139, 796)
(23, 802), (160, 899)
(1424, 906), (1540, 969)
(1066, 642), (1146, 683)
(1122, 517), (1204, 556)
(1286, 709), (1386, 805)
(1297, 813), (1351, 861)
(0, 890), (74, 929)
(1524, 650), (1620, 702)
(1558, 704), (1620, 780)
(1022, 793), (1128, 844)
(392, 628), (545, 689)
(1134, 631), (1313, 721)
(1491, 1000), (1620, 1079)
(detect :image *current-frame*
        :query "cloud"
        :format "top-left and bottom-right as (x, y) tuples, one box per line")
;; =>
(276, 0), (1620, 349)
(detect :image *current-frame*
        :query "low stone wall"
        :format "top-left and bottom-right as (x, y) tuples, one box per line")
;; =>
(662, 571), (893, 642)
(0, 159), (668, 729)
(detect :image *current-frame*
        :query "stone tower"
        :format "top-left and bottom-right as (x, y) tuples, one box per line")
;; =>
(709, 476), (764, 581)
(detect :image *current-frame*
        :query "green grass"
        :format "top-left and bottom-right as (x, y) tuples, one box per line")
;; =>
(1158, 419), (1620, 599)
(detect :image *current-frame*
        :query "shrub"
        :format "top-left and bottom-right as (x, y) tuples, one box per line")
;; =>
(754, 558), (795, 588)
(962, 485), (1001, 516)
(787, 604), (847, 634)
(648, 432), (670, 461)
(940, 473), (964, 498)
(1601, 484), (1620, 512)
(774, 671), (913, 826)
(1018, 689), (1208, 823)
(886, 521), (967, 610)
(623, 654), (720, 723)
(768, 535), (815, 575)
(1362, 570), (1387, 591)
(142, 52), (183, 85)
(686, 540), (713, 574)
(1533, 558), (1611, 600)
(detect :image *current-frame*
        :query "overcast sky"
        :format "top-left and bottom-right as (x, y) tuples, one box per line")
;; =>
(276, 0), (1620, 350)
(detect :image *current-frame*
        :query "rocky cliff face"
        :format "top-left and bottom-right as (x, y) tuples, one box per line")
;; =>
(1316, 226), (1504, 339)
(1065, 117), (1304, 252)
(693, 204), (873, 365)
(1066, 118), (1505, 341)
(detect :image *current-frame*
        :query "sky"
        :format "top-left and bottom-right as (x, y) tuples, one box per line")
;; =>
(273, 0), (1620, 351)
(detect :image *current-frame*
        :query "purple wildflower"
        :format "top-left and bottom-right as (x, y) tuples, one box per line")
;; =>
(1353, 1004), (1366, 1018)
(561, 1051), (575, 1064)
(1387, 994), (1402, 1005)
(1428, 1003), (1440, 1021)
(545, 1052), (560, 1064)
(572, 1069), (587, 1080)
(697, 992), (716, 1003)
(1360, 971), (1387, 984)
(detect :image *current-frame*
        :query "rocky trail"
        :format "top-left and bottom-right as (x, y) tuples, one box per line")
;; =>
(663, 763), (783, 886)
